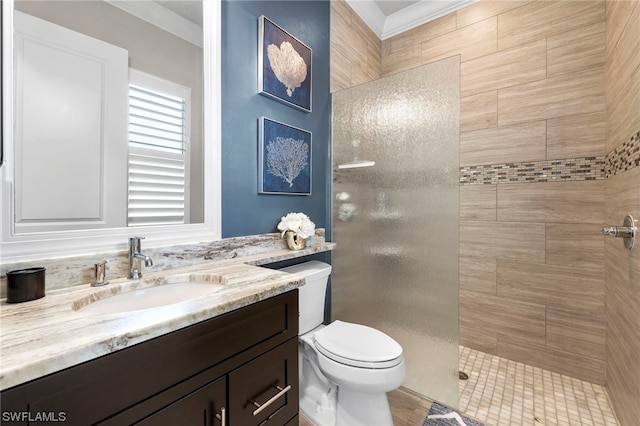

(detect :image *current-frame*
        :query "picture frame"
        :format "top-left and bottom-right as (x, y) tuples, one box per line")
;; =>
(258, 15), (312, 112)
(258, 117), (312, 195)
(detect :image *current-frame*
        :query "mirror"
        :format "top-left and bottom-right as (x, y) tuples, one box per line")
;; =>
(1, 0), (221, 262)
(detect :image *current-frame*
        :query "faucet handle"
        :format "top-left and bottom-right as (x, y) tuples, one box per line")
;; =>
(91, 260), (109, 287)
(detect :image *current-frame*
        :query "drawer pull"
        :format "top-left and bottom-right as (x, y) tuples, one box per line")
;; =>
(215, 407), (226, 426)
(251, 384), (292, 416)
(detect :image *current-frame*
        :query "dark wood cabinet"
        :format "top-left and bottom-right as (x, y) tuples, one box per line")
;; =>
(1, 290), (299, 426)
(136, 376), (226, 426)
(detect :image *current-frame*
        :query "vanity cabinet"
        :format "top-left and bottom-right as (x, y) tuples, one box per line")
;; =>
(0, 290), (299, 426)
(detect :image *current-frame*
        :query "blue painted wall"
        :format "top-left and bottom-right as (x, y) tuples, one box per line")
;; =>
(221, 0), (331, 238)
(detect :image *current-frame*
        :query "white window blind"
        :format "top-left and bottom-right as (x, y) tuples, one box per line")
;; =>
(128, 69), (190, 227)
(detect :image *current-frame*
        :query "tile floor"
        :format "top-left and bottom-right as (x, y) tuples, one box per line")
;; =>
(300, 346), (621, 426)
(459, 346), (620, 426)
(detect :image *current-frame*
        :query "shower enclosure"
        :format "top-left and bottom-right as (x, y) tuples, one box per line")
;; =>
(331, 57), (460, 407)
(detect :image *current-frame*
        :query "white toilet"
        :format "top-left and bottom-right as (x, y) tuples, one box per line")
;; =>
(280, 261), (406, 426)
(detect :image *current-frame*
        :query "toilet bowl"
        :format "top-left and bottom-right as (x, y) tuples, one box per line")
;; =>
(280, 261), (406, 426)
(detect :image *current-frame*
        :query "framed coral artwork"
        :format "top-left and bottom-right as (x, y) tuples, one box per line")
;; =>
(258, 15), (312, 112)
(258, 117), (312, 195)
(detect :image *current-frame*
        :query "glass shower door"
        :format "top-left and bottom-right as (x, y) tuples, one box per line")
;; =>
(331, 56), (460, 407)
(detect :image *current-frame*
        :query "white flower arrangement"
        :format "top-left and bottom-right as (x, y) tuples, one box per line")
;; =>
(277, 212), (315, 239)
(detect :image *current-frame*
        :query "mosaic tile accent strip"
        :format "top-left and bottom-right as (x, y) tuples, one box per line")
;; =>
(605, 130), (640, 178)
(460, 157), (606, 186)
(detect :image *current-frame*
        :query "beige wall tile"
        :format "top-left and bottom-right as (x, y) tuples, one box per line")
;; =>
(389, 13), (456, 54)
(605, 279), (640, 424)
(498, 66), (605, 126)
(461, 121), (546, 166)
(497, 180), (605, 224)
(461, 39), (546, 97)
(604, 167), (640, 426)
(606, 66), (640, 153)
(605, 167), (640, 296)
(460, 185), (497, 220)
(496, 338), (605, 384)
(547, 21), (606, 78)
(331, 4), (365, 62)
(460, 221), (546, 262)
(331, 0), (352, 22)
(460, 255), (497, 294)
(606, 3), (640, 152)
(330, 44), (353, 93)
(547, 306), (606, 360)
(497, 0), (605, 51)
(456, 0), (532, 28)
(497, 260), (605, 313)
(352, 10), (382, 51)
(330, 0), (381, 92)
(422, 17), (497, 65)
(381, 45), (423, 77)
(605, 0), (639, 64)
(461, 91), (497, 132)
(547, 111), (606, 159)
(367, 44), (382, 79)
(460, 290), (546, 345)
(459, 322), (497, 354)
(351, 58), (372, 87)
(546, 223), (605, 268)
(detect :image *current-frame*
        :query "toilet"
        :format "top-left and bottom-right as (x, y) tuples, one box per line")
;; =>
(280, 261), (406, 426)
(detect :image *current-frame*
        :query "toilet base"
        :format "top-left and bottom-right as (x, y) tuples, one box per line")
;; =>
(300, 386), (394, 426)
(336, 387), (393, 426)
(300, 390), (337, 426)
(299, 339), (338, 426)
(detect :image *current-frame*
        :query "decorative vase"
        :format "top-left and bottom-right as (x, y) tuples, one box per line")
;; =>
(285, 231), (306, 250)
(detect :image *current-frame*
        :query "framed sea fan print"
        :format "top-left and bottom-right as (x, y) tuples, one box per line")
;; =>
(259, 117), (312, 195)
(258, 15), (312, 112)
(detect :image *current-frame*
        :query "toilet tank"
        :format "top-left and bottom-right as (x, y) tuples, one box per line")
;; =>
(279, 261), (332, 335)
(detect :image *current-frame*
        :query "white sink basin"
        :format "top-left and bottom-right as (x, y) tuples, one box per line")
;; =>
(78, 280), (225, 314)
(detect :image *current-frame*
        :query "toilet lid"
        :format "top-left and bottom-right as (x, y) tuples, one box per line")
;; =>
(313, 320), (403, 369)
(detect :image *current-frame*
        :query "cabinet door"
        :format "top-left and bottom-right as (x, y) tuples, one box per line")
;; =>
(229, 338), (298, 426)
(136, 376), (227, 426)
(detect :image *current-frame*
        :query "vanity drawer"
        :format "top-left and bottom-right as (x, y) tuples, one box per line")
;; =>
(229, 338), (299, 426)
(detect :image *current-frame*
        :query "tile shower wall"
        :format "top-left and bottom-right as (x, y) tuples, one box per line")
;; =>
(332, 0), (610, 384)
(330, 0), (381, 92)
(604, 2), (640, 425)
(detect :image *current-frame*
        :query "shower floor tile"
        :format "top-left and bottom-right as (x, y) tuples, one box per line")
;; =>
(459, 346), (620, 426)
(300, 346), (621, 426)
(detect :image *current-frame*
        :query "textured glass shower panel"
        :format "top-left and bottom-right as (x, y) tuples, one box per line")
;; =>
(332, 57), (460, 407)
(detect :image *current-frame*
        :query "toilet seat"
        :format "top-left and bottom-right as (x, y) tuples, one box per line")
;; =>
(313, 320), (403, 369)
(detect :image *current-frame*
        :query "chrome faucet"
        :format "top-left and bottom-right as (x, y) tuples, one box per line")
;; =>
(128, 236), (153, 279)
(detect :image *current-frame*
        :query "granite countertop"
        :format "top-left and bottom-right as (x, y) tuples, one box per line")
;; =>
(0, 241), (334, 390)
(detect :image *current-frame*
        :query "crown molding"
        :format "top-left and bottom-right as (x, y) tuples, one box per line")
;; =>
(346, 0), (478, 40)
(346, 0), (387, 37)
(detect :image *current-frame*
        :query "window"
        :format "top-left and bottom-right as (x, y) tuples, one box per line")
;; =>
(128, 69), (191, 226)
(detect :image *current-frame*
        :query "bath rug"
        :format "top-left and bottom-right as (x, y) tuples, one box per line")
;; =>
(423, 402), (485, 426)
